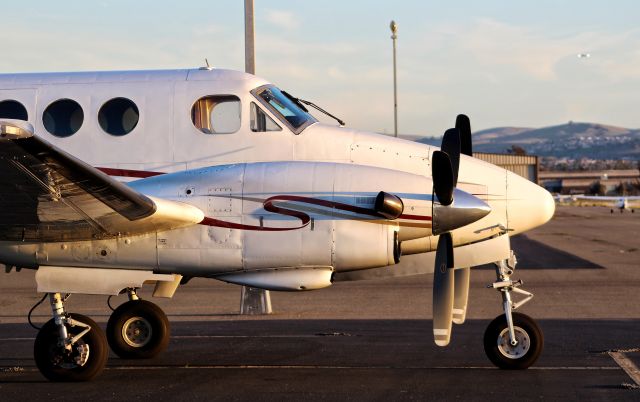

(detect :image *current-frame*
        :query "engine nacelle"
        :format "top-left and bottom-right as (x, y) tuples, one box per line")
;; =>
(332, 221), (399, 270)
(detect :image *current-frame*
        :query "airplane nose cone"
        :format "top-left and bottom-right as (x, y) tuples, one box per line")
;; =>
(432, 188), (492, 235)
(506, 171), (555, 234)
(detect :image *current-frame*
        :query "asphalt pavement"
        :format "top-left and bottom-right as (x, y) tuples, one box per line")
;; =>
(1, 205), (639, 401)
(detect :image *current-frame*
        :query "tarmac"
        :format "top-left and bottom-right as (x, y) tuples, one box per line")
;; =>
(0, 205), (639, 401)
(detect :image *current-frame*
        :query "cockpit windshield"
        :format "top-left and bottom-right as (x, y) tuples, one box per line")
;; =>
(251, 86), (317, 133)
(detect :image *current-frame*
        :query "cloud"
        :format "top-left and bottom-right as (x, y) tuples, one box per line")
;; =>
(264, 10), (300, 31)
(422, 18), (640, 83)
(2, 12), (640, 133)
(0, 19), (243, 72)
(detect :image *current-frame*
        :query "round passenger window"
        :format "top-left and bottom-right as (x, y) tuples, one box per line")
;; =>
(0, 100), (28, 120)
(43, 99), (84, 137)
(98, 97), (139, 136)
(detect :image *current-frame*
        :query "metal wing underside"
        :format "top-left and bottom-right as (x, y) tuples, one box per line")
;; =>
(0, 135), (156, 242)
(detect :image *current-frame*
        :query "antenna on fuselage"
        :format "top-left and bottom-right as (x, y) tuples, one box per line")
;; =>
(199, 58), (213, 71)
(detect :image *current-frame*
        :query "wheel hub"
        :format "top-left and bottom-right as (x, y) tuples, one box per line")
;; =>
(497, 326), (530, 359)
(50, 340), (90, 368)
(122, 316), (153, 348)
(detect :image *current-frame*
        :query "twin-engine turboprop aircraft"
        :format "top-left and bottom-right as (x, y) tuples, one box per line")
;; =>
(0, 67), (554, 381)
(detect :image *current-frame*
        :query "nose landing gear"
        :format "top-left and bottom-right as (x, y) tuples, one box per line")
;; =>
(484, 252), (543, 369)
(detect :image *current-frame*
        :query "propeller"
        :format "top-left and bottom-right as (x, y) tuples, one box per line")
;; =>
(440, 128), (461, 187)
(455, 114), (473, 156)
(432, 231), (454, 346)
(431, 128), (460, 346)
(431, 150), (454, 206)
(452, 267), (470, 324)
(431, 114), (487, 346)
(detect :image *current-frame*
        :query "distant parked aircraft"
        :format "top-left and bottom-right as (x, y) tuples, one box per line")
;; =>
(574, 195), (639, 213)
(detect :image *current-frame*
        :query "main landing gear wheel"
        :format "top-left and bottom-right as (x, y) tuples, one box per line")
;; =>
(34, 313), (109, 382)
(107, 300), (170, 359)
(483, 312), (543, 369)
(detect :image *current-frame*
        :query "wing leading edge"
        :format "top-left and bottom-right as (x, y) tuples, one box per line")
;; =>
(0, 120), (203, 242)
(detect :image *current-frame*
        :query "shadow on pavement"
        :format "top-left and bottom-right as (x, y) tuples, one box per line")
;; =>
(478, 234), (604, 269)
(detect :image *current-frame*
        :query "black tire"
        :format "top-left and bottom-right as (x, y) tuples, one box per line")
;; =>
(483, 312), (543, 369)
(34, 313), (108, 382)
(106, 300), (170, 359)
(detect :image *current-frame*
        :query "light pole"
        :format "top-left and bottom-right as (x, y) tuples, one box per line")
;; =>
(390, 20), (398, 137)
(244, 0), (256, 74)
(241, 0), (272, 315)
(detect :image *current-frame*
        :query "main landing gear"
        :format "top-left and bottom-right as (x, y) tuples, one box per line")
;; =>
(34, 293), (109, 381)
(33, 289), (170, 381)
(484, 252), (543, 369)
(106, 289), (170, 359)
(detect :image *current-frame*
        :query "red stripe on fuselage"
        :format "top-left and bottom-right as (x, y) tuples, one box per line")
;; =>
(399, 213), (432, 221)
(96, 167), (165, 178)
(200, 195), (431, 231)
(96, 167), (432, 228)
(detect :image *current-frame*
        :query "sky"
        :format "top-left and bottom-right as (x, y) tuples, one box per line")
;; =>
(1, 1), (639, 136)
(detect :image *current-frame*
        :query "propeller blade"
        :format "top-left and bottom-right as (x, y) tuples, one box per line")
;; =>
(440, 128), (461, 187)
(433, 232), (454, 346)
(455, 114), (473, 156)
(452, 266), (470, 324)
(431, 151), (454, 206)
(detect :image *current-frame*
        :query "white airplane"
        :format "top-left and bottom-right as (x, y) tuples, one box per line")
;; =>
(0, 67), (554, 381)
(573, 195), (638, 213)
(553, 194), (579, 202)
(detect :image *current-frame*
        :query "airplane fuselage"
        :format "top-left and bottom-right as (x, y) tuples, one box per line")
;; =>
(0, 68), (553, 279)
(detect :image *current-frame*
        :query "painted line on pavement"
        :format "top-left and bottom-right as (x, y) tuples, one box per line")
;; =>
(608, 351), (640, 388)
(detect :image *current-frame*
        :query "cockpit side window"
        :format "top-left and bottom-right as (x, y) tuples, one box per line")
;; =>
(250, 102), (281, 132)
(191, 95), (241, 134)
(251, 86), (316, 134)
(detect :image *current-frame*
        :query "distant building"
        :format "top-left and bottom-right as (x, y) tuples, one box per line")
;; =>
(539, 170), (640, 194)
(473, 152), (539, 183)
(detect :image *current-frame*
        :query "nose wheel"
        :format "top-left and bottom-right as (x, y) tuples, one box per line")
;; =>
(106, 297), (170, 359)
(484, 251), (543, 369)
(484, 312), (543, 369)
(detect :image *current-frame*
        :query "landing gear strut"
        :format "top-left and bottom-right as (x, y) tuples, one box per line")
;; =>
(106, 288), (170, 359)
(34, 293), (109, 381)
(484, 252), (543, 369)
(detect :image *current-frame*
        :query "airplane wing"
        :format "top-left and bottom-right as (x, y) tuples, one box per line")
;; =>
(0, 120), (204, 242)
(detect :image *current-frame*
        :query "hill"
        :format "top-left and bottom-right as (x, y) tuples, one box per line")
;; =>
(412, 122), (640, 159)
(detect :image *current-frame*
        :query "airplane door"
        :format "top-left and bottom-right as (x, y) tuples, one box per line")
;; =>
(0, 89), (37, 125)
